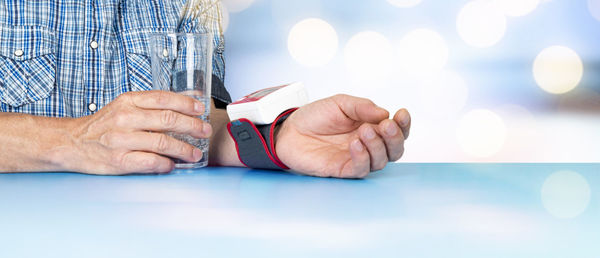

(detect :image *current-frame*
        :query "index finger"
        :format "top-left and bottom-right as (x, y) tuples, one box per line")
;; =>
(129, 90), (206, 116)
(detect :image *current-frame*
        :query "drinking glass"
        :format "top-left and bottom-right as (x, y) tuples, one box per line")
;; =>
(149, 33), (213, 168)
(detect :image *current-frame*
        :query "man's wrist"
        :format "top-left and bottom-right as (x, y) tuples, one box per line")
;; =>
(226, 108), (297, 170)
(208, 105), (245, 167)
(41, 117), (84, 172)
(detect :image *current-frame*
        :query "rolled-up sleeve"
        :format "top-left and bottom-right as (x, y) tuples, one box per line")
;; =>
(211, 31), (231, 109)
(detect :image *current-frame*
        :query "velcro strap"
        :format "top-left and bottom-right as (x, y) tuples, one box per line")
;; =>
(227, 108), (297, 170)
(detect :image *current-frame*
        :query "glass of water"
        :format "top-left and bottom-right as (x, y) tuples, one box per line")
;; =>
(149, 33), (213, 169)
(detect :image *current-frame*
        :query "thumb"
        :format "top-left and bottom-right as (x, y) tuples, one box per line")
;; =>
(333, 94), (389, 123)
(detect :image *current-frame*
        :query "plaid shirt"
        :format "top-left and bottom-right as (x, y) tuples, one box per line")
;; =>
(0, 0), (231, 117)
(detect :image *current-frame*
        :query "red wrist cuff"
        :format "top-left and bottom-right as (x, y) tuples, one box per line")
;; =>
(227, 108), (298, 170)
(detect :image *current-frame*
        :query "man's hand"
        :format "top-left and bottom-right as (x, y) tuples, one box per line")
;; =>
(275, 94), (411, 178)
(60, 91), (212, 175)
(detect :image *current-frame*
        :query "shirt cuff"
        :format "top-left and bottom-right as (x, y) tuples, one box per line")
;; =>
(211, 74), (231, 109)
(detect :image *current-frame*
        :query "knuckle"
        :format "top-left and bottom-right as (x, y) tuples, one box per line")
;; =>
(160, 110), (178, 128)
(116, 92), (136, 107)
(114, 111), (133, 127)
(112, 152), (129, 171)
(154, 134), (171, 153)
(190, 118), (202, 132)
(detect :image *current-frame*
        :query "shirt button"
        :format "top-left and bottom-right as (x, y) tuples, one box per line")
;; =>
(162, 49), (169, 58)
(90, 41), (99, 49)
(14, 49), (24, 57)
(88, 103), (97, 112)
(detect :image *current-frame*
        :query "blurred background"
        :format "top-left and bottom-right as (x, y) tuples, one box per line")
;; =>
(220, 0), (600, 162)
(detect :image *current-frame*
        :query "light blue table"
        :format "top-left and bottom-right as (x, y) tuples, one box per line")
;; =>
(1, 164), (598, 258)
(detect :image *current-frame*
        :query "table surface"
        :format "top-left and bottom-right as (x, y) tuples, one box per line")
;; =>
(1, 163), (598, 258)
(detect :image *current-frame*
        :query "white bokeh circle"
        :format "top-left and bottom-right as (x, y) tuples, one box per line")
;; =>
(457, 0), (507, 48)
(457, 109), (507, 158)
(387, 0), (423, 8)
(589, 0), (600, 22)
(344, 31), (394, 80)
(533, 46), (584, 95)
(541, 171), (591, 219)
(223, 0), (255, 13)
(493, 0), (540, 17)
(398, 28), (449, 76)
(287, 18), (339, 67)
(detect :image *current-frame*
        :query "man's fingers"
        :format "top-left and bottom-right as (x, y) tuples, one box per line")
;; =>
(394, 109), (411, 140)
(358, 124), (389, 171)
(120, 151), (174, 174)
(377, 119), (405, 161)
(104, 132), (202, 163)
(340, 139), (370, 179)
(333, 94), (389, 123)
(127, 90), (205, 116)
(130, 109), (212, 139)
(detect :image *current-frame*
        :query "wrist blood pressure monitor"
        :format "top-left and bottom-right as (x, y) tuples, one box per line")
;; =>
(226, 82), (307, 125)
(226, 83), (308, 170)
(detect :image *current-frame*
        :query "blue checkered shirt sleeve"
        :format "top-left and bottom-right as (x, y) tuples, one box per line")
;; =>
(0, 0), (231, 117)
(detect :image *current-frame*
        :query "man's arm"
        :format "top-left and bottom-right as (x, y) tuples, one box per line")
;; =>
(0, 91), (214, 174)
(0, 113), (78, 173)
(0, 92), (411, 178)
(208, 93), (412, 178)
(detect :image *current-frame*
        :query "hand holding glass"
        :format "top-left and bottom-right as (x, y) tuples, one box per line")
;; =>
(150, 33), (213, 169)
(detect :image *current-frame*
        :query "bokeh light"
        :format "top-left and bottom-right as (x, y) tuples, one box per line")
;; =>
(287, 18), (339, 67)
(457, 0), (507, 48)
(493, 0), (540, 17)
(533, 46), (584, 94)
(541, 171), (591, 219)
(457, 109), (507, 158)
(223, 0), (255, 13)
(344, 31), (394, 80)
(387, 0), (423, 8)
(225, 0), (600, 163)
(589, 0), (600, 22)
(397, 28), (449, 76)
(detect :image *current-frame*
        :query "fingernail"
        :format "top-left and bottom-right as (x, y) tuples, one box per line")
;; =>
(400, 109), (410, 127)
(202, 123), (212, 135)
(194, 101), (203, 113)
(352, 139), (364, 152)
(386, 122), (398, 136)
(364, 127), (376, 140)
(193, 148), (203, 161)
